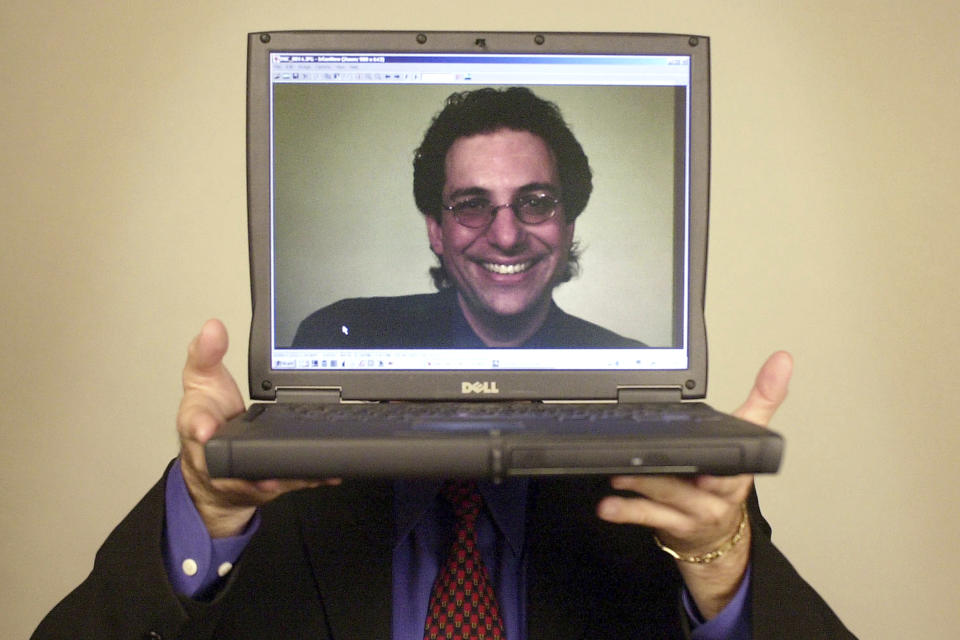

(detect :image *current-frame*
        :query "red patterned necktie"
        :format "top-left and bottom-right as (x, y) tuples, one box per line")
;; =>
(423, 480), (505, 640)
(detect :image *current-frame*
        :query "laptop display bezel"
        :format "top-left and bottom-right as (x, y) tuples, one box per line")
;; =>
(246, 31), (710, 401)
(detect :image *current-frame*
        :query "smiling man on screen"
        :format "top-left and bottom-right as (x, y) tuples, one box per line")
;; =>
(293, 87), (644, 349)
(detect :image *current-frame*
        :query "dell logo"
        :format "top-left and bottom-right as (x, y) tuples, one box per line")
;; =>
(461, 381), (500, 394)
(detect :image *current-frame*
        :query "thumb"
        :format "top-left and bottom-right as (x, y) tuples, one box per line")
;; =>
(178, 319), (243, 443)
(733, 351), (793, 427)
(185, 319), (230, 381)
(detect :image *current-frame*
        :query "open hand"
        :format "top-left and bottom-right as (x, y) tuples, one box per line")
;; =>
(596, 351), (793, 617)
(176, 319), (339, 537)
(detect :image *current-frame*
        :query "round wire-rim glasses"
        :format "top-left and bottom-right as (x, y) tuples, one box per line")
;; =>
(441, 194), (562, 229)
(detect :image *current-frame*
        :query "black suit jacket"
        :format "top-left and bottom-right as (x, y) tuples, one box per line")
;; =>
(292, 288), (645, 349)
(32, 473), (855, 639)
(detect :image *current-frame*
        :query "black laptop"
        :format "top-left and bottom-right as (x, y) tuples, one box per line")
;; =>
(205, 30), (783, 481)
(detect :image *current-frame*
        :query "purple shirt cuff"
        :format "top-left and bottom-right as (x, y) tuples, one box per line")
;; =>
(162, 459), (261, 598)
(684, 565), (752, 640)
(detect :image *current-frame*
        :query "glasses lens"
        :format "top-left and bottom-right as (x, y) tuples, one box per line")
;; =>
(449, 199), (493, 228)
(516, 195), (558, 224)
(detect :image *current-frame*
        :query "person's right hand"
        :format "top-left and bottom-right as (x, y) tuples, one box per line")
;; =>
(176, 319), (338, 537)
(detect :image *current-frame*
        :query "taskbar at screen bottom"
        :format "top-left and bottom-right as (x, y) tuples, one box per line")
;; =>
(271, 348), (687, 371)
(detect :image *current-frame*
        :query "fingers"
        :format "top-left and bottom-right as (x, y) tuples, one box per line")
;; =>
(207, 477), (340, 507)
(598, 493), (688, 530)
(251, 478), (342, 493)
(692, 473), (751, 498)
(597, 474), (752, 555)
(600, 474), (749, 521)
(733, 350), (793, 427)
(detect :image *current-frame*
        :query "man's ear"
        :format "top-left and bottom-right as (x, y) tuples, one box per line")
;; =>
(425, 214), (445, 256)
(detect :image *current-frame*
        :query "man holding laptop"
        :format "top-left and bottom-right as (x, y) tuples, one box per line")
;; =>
(33, 85), (854, 638)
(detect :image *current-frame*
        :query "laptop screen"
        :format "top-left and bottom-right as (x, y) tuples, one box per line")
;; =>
(246, 32), (710, 400)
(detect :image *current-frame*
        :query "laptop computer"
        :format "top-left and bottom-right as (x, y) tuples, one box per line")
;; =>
(205, 30), (784, 481)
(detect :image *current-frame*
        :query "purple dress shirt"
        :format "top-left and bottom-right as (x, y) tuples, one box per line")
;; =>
(164, 459), (750, 638)
(163, 460), (260, 600)
(392, 479), (528, 639)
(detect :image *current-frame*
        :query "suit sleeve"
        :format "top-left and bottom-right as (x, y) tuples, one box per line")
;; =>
(30, 463), (216, 640)
(746, 490), (858, 639)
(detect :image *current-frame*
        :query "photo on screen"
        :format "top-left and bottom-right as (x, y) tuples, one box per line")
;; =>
(271, 82), (686, 354)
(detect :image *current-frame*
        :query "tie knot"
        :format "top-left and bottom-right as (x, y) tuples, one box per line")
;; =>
(441, 480), (482, 519)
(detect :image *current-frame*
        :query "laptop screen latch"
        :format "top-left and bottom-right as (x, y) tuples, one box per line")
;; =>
(617, 387), (682, 404)
(275, 388), (342, 404)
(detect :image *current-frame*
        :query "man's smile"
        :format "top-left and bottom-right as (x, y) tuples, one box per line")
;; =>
(480, 260), (534, 275)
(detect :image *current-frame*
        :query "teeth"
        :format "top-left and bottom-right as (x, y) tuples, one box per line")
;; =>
(483, 261), (531, 275)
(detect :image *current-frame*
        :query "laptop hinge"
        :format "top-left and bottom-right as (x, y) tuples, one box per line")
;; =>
(617, 387), (683, 403)
(275, 388), (342, 404)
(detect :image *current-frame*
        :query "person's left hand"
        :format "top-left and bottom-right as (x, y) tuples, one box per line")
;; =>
(596, 351), (793, 619)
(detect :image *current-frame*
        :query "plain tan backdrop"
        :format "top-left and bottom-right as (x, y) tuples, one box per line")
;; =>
(2, 2), (958, 638)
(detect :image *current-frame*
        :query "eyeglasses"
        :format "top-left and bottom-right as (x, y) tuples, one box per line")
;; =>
(441, 194), (562, 229)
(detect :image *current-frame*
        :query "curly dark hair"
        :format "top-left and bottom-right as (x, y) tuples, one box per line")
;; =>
(413, 87), (591, 289)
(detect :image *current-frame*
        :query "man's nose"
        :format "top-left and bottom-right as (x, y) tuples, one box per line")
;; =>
(485, 205), (526, 250)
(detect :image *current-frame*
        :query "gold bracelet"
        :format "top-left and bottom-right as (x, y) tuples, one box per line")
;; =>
(653, 502), (748, 565)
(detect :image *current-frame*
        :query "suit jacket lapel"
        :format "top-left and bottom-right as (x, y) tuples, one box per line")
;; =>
(526, 480), (588, 640)
(526, 478), (686, 640)
(299, 481), (395, 639)
(527, 566), (588, 640)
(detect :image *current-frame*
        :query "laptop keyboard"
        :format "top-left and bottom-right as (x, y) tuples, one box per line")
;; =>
(282, 401), (711, 424)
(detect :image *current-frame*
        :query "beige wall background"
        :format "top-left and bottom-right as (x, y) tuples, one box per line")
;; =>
(2, 1), (957, 638)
